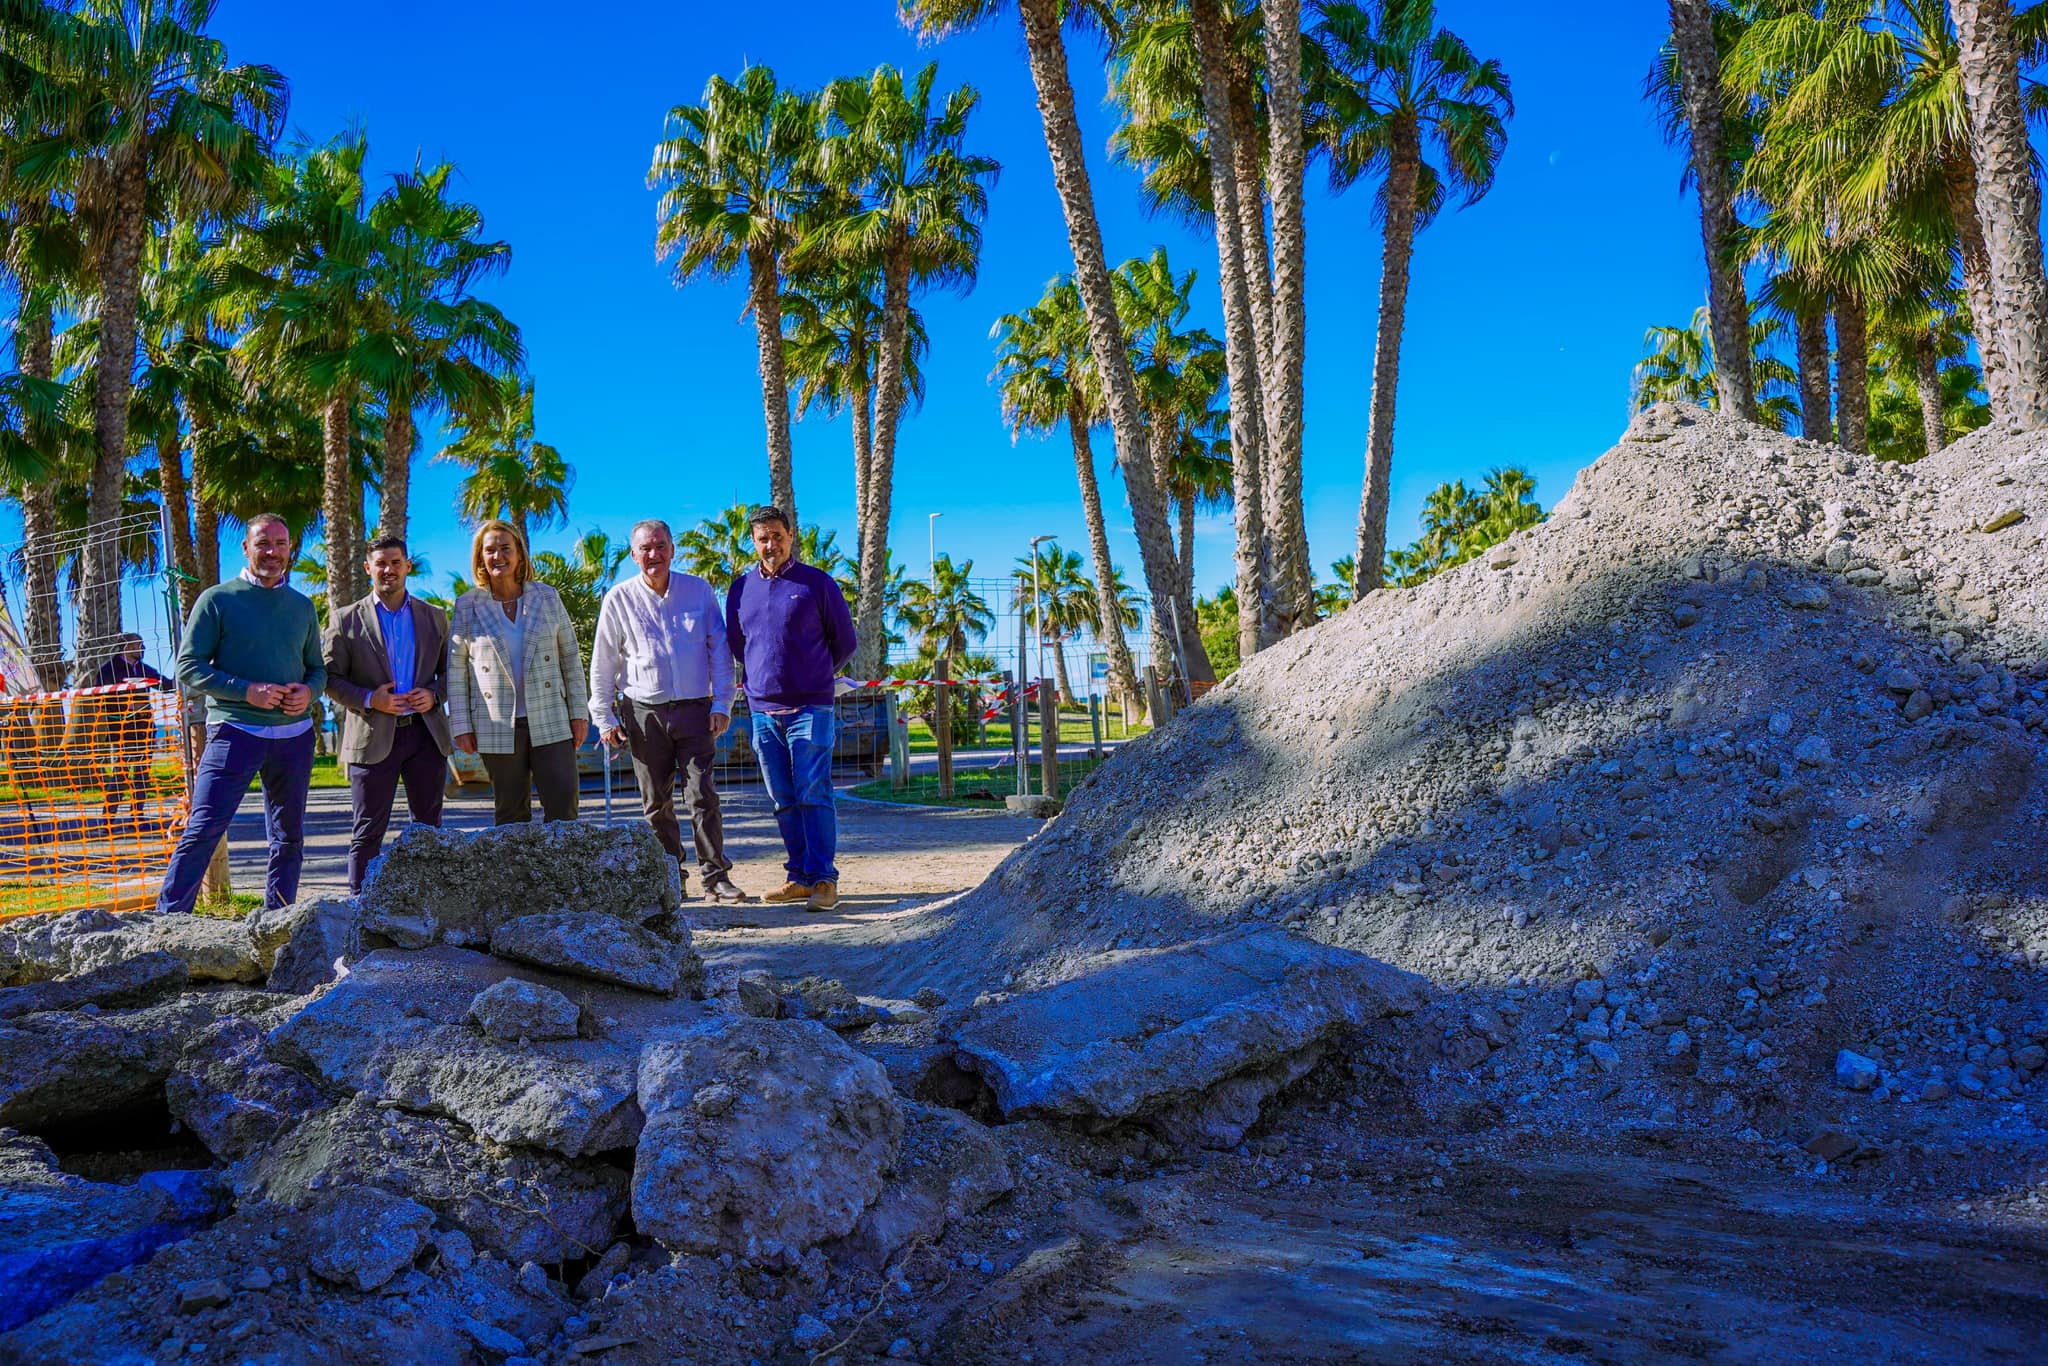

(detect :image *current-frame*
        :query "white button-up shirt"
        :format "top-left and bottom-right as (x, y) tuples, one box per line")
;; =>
(587, 570), (734, 733)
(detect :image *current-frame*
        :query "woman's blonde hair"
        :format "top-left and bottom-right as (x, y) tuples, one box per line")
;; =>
(471, 519), (532, 590)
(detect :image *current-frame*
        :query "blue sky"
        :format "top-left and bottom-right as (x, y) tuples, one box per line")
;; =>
(197, 2), (1698, 612)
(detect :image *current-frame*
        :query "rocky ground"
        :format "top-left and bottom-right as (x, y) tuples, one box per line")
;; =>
(1, 403), (2045, 1363)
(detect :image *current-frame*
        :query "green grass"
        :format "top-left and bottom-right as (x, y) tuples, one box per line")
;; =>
(901, 709), (1143, 755)
(308, 754), (352, 789)
(195, 892), (261, 919)
(849, 754), (1110, 810)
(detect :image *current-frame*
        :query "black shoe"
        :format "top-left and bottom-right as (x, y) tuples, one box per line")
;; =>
(703, 877), (752, 905)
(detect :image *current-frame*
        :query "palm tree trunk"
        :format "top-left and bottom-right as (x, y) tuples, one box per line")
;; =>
(1795, 307), (1832, 444)
(1050, 632), (1076, 707)
(189, 409), (221, 589)
(321, 392), (358, 610)
(857, 247), (913, 682)
(1668, 0), (1757, 423)
(1953, 0), (2048, 428)
(1146, 410), (1187, 672)
(1945, 154), (2011, 418)
(1834, 292), (1870, 454)
(1354, 124), (1421, 598)
(156, 424), (201, 618)
(1914, 330), (1947, 456)
(1017, 0), (1184, 687)
(1261, 0), (1312, 632)
(1169, 493), (1216, 683)
(747, 244), (799, 527)
(1190, 0), (1272, 665)
(17, 299), (63, 688)
(379, 402), (414, 546)
(81, 156), (151, 663)
(1068, 398), (1142, 713)
(513, 508), (530, 557)
(346, 482), (367, 605)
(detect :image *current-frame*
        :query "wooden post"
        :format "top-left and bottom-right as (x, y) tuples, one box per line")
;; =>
(1088, 693), (1103, 759)
(884, 691), (907, 789)
(934, 676), (954, 799)
(1038, 676), (1060, 802)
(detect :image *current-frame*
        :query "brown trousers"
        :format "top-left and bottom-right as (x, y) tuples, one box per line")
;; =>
(620, 696), (731, 881)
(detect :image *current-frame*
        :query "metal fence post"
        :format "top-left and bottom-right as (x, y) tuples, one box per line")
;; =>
(1038, 674), (1059, 802)
(1008, 670), (1028, 797)
(1088, 693), (1103, 759)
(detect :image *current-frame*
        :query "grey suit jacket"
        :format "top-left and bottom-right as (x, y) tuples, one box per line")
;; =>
(323, 595), (453, 766)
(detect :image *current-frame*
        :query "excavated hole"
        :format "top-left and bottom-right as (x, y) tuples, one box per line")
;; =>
(30, 1087), (214, 1183)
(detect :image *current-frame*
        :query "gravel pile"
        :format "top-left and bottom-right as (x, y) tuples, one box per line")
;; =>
(932, 402), (2048, 1137)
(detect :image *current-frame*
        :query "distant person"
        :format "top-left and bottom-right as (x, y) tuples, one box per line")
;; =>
(155, 514), (324, 914)
(448, 519), (588, 824)
(92, 633), (174, 822)
(591, 519), (748, 903)
(323, 536), (452, 894)
(725, 505), (856, 911)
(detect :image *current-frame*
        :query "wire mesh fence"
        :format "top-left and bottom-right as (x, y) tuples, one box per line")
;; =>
(0, 513), (191, 917)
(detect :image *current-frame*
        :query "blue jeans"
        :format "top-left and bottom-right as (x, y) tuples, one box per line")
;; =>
(157, 724), (315, 914)
(751, 706), (837, 885)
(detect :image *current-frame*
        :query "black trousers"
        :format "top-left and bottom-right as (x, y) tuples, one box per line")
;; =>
(346, 720), (447, 893)
(480, 719), (580, 826)
(621, 696), (731, 881)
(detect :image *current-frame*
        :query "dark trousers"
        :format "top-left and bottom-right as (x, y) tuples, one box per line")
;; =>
(621, 696), (731, 881)
(479, 718), (580, 825)
(157, 724), (315, 914)
(345, 720), (447, 893)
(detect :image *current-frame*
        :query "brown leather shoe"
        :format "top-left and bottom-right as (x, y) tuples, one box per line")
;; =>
(763, 880), (813, 904)
(805, 880), (839, 912)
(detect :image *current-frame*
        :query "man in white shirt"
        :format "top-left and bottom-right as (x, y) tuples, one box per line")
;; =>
(590, 519), (747, 903)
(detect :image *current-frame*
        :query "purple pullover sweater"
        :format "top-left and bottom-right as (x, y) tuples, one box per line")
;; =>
(725, 559), (858, 711)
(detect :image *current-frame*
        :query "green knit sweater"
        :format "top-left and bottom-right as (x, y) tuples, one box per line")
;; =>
(176, 577), (327, 729)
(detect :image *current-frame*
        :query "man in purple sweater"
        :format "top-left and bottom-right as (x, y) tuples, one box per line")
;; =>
(726, 506), (857, 911)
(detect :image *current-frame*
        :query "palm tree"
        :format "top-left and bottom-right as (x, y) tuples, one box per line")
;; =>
(902, 0), (1189, 694)
(897, 552), (992, 797)
(532, 529), (629, 649)
(0, 124), (83, 683)
(5, 0), (285, 649)
(441, 374), (572, 550)
(991, 275), (1143, 715)
(1263, 0), (1311, 632)
(1951, 0), (2048, 427)
(1011, 543), (1091, 705)
(220, 131), (382, 610)
(1116, 246), (1221, 682)
(817, 63), (998, 685)
(1317, 555), (1355, 615)
(677, 503), (756, 592)
(1630, 302), (1800, 429)
(363, 158), (522, 546)
(1664, 0), (1757, 425)
(651, 66), (816, 526)
(1312, 0), (1513, 599)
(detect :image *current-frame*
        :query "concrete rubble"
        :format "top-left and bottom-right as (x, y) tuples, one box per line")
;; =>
(1, 409), (2044, 1359)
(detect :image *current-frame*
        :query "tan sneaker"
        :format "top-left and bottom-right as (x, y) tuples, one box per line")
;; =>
(763, 881), (813, 904)
(805, 880), (840, 912)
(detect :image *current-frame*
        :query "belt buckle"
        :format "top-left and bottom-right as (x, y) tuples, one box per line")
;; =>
(394, 714), (414, 727)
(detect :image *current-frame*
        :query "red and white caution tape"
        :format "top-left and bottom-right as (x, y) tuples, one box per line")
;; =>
(0, 678), (160, 707)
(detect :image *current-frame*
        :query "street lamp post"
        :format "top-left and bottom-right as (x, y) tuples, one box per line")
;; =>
(1028, 534), (1056, 795)
(927, 512), (942, 588)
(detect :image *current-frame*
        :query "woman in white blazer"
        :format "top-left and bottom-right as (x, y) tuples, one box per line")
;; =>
(447, 519), (589, 824)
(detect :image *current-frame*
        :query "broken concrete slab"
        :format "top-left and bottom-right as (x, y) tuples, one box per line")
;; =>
(268, 947), (711, 1157)
(633, 1015), (902, 1266)
(0, 1132), (216, 1332)
(65, 913), (264, 984)
(250, 895), (361, 994)
(0, 951), (187, 1021)
(940, 926), (1427, 1148)
(835, 1101), (1012, 1270)
(165, 1015), (329, 1162)
(0, 909), (124, 987)
(0, 991), (281, 1132)
(305, 1186), (435, 1292)
(490, 911), (703, 997)
(361, 821), (682, 948)
(469, 977), (582, 1042)
(239, 1096), (627, 1264)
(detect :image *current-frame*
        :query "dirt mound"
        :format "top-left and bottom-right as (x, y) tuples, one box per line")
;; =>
(917, 403), (2048, 1130)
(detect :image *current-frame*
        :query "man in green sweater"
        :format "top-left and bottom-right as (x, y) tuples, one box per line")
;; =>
(155, 513), (327, 915)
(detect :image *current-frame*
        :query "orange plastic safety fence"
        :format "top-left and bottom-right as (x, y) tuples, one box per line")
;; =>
(0, 680), (189, 919)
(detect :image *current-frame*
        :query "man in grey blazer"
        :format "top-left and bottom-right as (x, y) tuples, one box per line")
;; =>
(324, 536), (453, 893)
